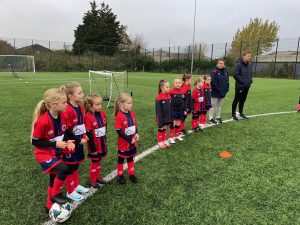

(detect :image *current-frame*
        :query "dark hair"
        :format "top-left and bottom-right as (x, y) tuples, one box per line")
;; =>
(242, 50), (251, 56)
(158, 80), (168, 93)
(182, 73), (192, 82)
(216, 58), (225, 64)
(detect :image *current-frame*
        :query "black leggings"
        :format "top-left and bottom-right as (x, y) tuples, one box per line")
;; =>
(232, 87), (250, 115)
(117, 156), (133, 164)
(68, 163), (79, 172)
(49, 162), (71, 187)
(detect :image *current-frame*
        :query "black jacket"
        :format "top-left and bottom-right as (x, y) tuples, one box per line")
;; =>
(211, 67), (230, 98)
(155, 93), (172, 127)
(234, 58), (253, 89)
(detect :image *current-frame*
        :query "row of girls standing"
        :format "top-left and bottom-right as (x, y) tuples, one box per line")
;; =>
(155, 59), (229, 148)
(31, 83), (139, 212)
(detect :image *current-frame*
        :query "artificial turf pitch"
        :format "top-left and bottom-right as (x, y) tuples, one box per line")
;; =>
(0, 72), (299, 225)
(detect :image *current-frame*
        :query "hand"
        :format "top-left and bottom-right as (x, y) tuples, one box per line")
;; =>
(56, 141), (67, 149)
(80, 138), (87, 145)
(184, 111), (187, 115)
(134, 134), (140, 142)
(66, 140), (75, 152)
(131, 138), (136, 144)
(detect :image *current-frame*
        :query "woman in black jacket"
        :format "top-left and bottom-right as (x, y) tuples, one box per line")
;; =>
(209, 58), (229, 124)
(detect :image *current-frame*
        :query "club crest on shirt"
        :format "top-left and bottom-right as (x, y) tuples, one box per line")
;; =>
(93, 122), (97, 127)
(73, 119), (78, 123)
(48, 130), (54, 135)
(62, 125), (66, 131)
(124, 121), (127, 125)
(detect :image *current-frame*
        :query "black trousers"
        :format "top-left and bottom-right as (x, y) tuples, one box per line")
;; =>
(232, 87), (250, 115)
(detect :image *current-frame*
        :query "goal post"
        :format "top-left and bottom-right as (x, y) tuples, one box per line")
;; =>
(88, 70), (128, 108)
(0, 55), (35, 74)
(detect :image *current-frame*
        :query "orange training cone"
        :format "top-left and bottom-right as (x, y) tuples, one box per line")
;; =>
(219, 151), (233, 158)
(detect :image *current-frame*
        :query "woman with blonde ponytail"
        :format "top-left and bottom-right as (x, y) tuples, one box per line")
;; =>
(31, 88), (81, 212)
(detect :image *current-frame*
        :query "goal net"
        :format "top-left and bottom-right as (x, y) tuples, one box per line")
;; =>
(0, 55), (35, 75)
(88, 70), (128, 108)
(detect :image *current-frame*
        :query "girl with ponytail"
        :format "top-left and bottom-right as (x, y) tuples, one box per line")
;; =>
(31, 88), (81, 212)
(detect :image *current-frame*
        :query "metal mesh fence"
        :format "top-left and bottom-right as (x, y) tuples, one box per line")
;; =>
(0, 37), (299, 79)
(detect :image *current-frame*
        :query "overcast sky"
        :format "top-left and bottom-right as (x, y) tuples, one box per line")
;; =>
(1, 0), (299, 48)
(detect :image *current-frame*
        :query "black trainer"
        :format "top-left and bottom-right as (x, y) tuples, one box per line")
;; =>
(97, 178), (109, 185)
(209, 119), (217, 124)
(129, 175), (138, 184)
(92, 183), (103, 189)
(51, 194), (70, 204)
(216, 118), (223, 124)
(180, 129), (188, 135)
(239, 113), (249, 119)
(232, 115), (239, 121)
(117, 176), (126, 185)
(193, 127), (202, 132)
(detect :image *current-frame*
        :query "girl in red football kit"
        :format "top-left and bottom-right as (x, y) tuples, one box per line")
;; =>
(155, 80), (172, 148)
(84, 93), (108, 189)
(191, 77), (205, 132)
(200, 75), (212, 127)
(31, 88), (78, 212)
(169, 78), (186, 143)
(61, 83), (89, 202)
(180, 73), (193, 134)
(115, 93), (140, 184)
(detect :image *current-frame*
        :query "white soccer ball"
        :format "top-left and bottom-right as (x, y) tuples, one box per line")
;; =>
(49, 202), (73, 223)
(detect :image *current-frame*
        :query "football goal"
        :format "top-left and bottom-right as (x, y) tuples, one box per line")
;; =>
(88, 70), (128, 108)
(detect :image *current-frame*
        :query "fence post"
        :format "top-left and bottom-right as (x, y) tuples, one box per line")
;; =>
(49, 41), (51, 72)
(177, 46), (180, 74)
(224, 42), (227, 58)
(159, 48), (162, 73)
(152, 48), (154, 72)
(294, 37), (300, 79)
(198, 44), (201, 75)
(272, 39), (279, 78)
(14, 38), (16, 55)
(210, 44), (214, 69)
(103, 45), (106, 70)
(32, 39), (34, 56)
(144, 48), (146, 72)
(168, 46), (171, 63)
(115, 46), (118, 71)
(187, 46), (190, 70)
(64, 42), (67, 72)
(91, 44), (94, 70)
(254, 40), (260, 77)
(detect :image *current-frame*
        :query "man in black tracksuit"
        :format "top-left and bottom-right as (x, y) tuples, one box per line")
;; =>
(232, 51), (253, 120)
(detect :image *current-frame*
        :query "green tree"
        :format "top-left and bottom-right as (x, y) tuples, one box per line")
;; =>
(229, 18), (279, 59)
(73, 1), (127, 55)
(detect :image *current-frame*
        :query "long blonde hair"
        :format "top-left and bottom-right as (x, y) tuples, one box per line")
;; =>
(31, 88), (66, 137)
(114, 93), (132, 116)
(84, 93), (101, 113)
(60, 82), (81, 101)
